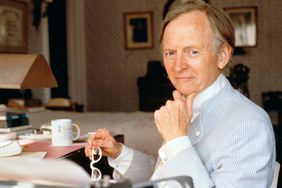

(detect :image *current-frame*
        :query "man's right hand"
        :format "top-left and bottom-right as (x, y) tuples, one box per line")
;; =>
(84, 128), (122, 159)
(154, 90), (195, 142)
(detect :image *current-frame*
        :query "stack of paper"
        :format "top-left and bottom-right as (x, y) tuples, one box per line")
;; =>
(0, 158), (92, 187)
(0, 132), (17, 142)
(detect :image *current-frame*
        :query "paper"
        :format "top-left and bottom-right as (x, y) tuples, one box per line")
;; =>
(0, 158), (92, 187)
(2, 151), (47, 161)
(0, 140), (22, 157)
(18, 134), (51, 140)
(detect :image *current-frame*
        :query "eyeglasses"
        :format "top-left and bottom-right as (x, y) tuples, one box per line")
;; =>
(90, 147), (102, 181)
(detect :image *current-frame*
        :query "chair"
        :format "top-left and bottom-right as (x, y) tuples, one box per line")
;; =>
(262, 91), (282, 126)
(137, 60), (175, 112)
(271, 161), (280, 188)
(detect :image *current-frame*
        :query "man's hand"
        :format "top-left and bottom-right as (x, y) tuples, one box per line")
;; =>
(154, 90), (195, 142)
(85, 128), (122, 159)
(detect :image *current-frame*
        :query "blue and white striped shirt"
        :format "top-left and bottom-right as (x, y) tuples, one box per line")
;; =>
(109, 74), (276, 188)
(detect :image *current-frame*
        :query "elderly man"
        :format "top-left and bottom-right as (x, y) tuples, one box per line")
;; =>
(85, 0), (276, 187)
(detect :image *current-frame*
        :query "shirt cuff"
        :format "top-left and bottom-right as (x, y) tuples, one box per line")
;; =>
(158, 136), (192, 162)
(108, 144), (133, 174)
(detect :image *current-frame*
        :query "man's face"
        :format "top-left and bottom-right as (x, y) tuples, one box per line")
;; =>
(162, 10), (224, 96)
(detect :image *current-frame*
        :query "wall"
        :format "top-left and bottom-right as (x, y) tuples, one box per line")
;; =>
(212, 0), (282, 108)
(27, 0), (52, 104)
(84, 0), (282, 111)
(84, 0), (166, 111)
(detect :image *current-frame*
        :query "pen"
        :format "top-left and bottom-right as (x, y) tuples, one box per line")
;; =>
(88, 131), (96, 135)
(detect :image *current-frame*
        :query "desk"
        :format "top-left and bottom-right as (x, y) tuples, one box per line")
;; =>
(19, 134), (124, 177)
(20, 140), (94, 176)
(0, 154), (92, 188)
(21, 140), (85, 159)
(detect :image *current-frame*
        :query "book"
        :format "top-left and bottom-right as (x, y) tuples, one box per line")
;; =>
(0, 115), (6, 121)
(0, 124), (32, 133)
(6, 112), (29, 126)
(13, 127), (33, 136)
(0, 111), (7, 121)
(0, 158), (92, 187)
(0, 112), (29, 129)
(0, 120), (8, 127)
(0, 132), (17, 142)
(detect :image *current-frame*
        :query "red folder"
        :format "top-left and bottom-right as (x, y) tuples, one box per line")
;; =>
(21, 140), (85, 159)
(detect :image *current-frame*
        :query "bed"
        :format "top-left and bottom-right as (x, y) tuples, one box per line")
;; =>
(28, 110), (162, 157)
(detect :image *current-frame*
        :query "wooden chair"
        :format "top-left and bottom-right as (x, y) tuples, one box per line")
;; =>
(262, 91), (282, 126)
(137, 60), (174, 112)
(262, 92), (282, 188)
(271, 161), (280, 188)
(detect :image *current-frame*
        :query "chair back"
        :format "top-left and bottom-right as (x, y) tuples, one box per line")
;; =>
(271, 161), (280, 188)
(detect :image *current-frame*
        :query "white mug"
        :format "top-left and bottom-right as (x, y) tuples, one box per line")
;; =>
(51, 119), (80, 146)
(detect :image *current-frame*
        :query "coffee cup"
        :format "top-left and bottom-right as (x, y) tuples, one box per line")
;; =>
(51, 119), (80, 146)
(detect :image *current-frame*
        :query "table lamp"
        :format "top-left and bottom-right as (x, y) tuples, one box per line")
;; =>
(0, 54), (57, 139)
(0, 54), (57, 89)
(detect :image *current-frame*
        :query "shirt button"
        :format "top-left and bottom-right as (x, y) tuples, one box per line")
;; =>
(162, 156), (168, 162)
(194, 130), (200, 137)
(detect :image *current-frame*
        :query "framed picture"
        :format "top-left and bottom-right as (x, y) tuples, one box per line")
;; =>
(123, 12), (153, 50)
(224, 6), (257, 47)
(0, 0), (28, 53)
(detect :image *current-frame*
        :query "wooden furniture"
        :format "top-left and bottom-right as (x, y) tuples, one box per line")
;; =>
(262, 91), (282, 126)
(271, 162), (280, 188)
(262, 91), (282, 187)
(137, 60), (174, 111)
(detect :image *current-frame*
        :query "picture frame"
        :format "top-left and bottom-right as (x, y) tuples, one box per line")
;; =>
(224, 6), (257, 47)
(123, 12), (153, 50)
(0, 0), (28, 53)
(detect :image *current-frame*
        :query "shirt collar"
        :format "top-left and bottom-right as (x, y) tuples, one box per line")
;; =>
(191, 74), (227, 121)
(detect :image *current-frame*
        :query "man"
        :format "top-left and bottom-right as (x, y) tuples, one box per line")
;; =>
(85, 0), (276, 187)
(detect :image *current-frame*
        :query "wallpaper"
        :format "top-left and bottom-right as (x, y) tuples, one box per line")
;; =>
(85, 0), (166, 111)
(84, 0), (282, 112)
